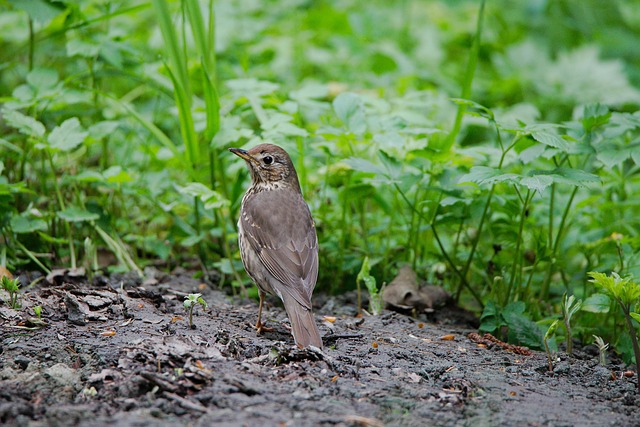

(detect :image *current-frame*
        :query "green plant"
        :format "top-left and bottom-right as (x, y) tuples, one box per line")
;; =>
(593, 335), (609, 366)
(544, 320), (560, 372)
(184, 293), (208, 329)
(33, 305), (42, 318)
(562, 294), (583, 356)
(1, 276), (21, 309)
(588, 271), (640, 389)
(356, 257), (382, 315)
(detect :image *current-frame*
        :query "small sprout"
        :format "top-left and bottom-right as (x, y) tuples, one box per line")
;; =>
(356, 256), (382, 315)
(1, 276), (21, 309)
(562, 293), (582, 356)
(588, 271), (640, 390)
(184, 293), (208, 329)
(593, 335), (609, 366)
(33, 305), (42, 318)
(544, 320), (560, 372)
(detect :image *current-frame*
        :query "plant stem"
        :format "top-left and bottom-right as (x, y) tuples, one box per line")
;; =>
(505, 188), (532, 305)
(622, 306), (640, 390)
(541, 186), (579, 299)
(445, 0), (486, 151)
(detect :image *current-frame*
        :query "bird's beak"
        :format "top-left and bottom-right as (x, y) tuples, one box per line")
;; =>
(229, 148), (259, 165)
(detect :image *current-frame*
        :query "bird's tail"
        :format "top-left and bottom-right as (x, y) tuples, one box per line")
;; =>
(281, 292), (323, 349)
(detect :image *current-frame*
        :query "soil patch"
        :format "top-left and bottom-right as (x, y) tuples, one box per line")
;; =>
(1, 269), (638, 426)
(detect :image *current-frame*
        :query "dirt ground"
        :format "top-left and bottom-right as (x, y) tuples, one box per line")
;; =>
(1, 269), (639, 427)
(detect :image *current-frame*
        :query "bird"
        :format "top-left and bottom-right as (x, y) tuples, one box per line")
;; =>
(229, 143), (323, 349)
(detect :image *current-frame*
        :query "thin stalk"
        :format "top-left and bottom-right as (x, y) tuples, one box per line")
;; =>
(504, 188), (533, 305)
(14, 240), (51, 274)
(622, 303), (640, 390)
(444, 0), (486, 151)
(28, 17), (34, 71)
(541, 186), (579, 299)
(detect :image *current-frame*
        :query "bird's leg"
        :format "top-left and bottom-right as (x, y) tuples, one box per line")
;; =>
(255, 291), (274, 333)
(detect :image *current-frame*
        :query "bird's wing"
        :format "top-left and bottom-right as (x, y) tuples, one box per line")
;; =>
(241, 189), (318, 309)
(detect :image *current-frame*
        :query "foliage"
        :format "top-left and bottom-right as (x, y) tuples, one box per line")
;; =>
(1, 0), (640, 356)
(356, 256), (382, 315)
(184, 293), (208, 329)
(1, 276), (21, 309)
(588, 271), (640, 388)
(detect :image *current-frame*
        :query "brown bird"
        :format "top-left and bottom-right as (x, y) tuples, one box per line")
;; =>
(229, 143), (323, 349)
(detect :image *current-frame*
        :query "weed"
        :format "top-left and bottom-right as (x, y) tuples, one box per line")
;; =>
(562, 294), (582, 356)
(1, 276), (21, 309)
(184, 293), (208, 329)
(593, 335), (609, 366)
(588, 272), (640, 389)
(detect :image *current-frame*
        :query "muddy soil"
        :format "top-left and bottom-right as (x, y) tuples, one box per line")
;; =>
(1, 269), (639, 427)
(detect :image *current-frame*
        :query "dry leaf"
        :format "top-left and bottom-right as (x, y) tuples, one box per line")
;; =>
(440, 334), (455, 341)
(331, 375), (339, 383)
(372, 341), (379, 349)
(323, 316), (337, 323)
(101, 330), (116, 337)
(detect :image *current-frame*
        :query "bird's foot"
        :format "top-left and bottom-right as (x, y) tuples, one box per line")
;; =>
(255, 320), (274, 334)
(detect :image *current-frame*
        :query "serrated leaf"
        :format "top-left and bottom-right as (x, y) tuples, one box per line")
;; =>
(48, 118), (88, 151)
(458, 166), (520, 186)
(2, 107), (45, 138)
(57, 207), (100, 223)
(520, 175), (554, 192)
(333, 92), (366, 134)
(532, 131), (570, 151)
(531, 168), (600, 187)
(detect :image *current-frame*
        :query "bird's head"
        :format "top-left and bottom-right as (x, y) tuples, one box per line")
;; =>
(229, 143), (301, 192)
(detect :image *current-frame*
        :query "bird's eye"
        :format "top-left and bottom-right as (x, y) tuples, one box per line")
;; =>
(263, 156), (273, 165)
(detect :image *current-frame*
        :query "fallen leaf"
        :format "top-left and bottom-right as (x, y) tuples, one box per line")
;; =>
(101, 330), (116, 337)
(331, 375), (339, 383)
(417, 323), (425, 328)
(195, 360), (205, 369)
(137, 303), (144, 308)
(198, 283), (207, 290)
(440, 334), (455, 341)
(623, 371), (634, 378)
(323, 316), (337, 323)
(171, 316), (183, 323)
(372, 341), (379, 349)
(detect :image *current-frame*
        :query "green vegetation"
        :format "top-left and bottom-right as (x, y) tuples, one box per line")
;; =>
(1, 276), (21, 309)
(184, 292), (208, 329)
(1, 1), (640, 361)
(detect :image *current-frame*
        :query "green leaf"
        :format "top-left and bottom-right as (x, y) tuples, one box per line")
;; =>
(179, 182), (229, 210)
(333, 92), (366, 134)
(10, 215), (48, 233)
(520, 175), (554, 192)
(2, 107), (45, 138)
(503, 309), (544, 350)
(630, 312), (640, 324)
(343, 157), (387, 176)
(66, 39), (100, 58)
(582, 293), (611, 313)
(582, 104), (611, 132)
(8, 0), (65, 23)
(103, 166), (132, 184)
(531, 168), (601, 187)
(57, 207), (99, 223)
(357, 256), (381, 315)
(479, 300), (501, 333)
(458, 166), (520, 186)
(531, 131), (570, 152)
(48, 118), (88, 151)
(26, 67), (59, 91)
